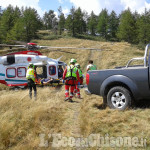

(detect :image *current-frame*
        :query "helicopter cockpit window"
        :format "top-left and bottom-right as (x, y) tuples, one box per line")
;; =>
(35, 66), (47, 78)
(49, 66), (56, 75)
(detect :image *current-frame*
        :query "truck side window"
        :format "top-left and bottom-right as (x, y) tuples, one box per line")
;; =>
(49, 66), (56, 75)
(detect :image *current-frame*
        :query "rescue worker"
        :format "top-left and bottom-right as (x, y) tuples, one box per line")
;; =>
(26, 63), (37, 99)
(74, 63), (83, 98)
(86, 60), (97, 72)
(63, 59), (80, 102)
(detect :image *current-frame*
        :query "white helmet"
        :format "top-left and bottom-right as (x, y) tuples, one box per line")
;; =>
(70, 58), (76, 64)
(75, 63), (80, 68)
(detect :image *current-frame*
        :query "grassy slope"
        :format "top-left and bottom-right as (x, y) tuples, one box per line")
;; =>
(0, 38), (150, 149)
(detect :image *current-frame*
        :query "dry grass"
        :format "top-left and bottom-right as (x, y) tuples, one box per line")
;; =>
(0, 87), (67, 149)
(0, 38), (149, 149)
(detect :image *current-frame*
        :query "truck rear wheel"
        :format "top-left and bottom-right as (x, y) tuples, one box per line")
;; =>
(107, 86), (131, 110)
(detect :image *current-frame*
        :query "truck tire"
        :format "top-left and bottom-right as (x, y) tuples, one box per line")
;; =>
(107, 86), (131, 110)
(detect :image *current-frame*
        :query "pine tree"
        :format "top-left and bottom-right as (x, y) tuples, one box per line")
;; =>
(58, 6), (65, 35)
(87, 11), (97, 35)
(6, 6), (22, 43)
(82, 11), (88, 33)
(0, 6), (3, 43)
(52, 17), (58, 35)
(136, 9), (150, 44)
(0, 5), (15, 42)
(8, 18), (26, 41)
(65, 14), (73, 36)
(74, 7), (84, 35)
(43, 10), (56, 30)
(117, 8), (136, 43)
(0, 6), (3, 18)
(22, 7), (42, 42)
(97, 9), (109, 40)
(65, 7), (75, 36)
(108, 10), (119, 41)
(65, 7), (85, 36)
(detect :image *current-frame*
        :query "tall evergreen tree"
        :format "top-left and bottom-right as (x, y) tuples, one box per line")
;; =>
(58, 6), (65, 35)
(108, 10), (119, 40)
(82, 11), (88, 33)
(117, 8), (136, 43)
(8, 18), (26, 41)
(43, 10), (56, 30)
(6, 6), (22, 43)
(22, 7), (42, 42)
(65, 7), (75, 36)
(0, 5), (15, 42)
(65, 7), (85, 36)
(65, 14), (73, 35)
(74, 7), (84, 35)
(97, 9), (109, 39)
(52, 17), (58, 35)
(0, 6), (3, 43)
(136, 9), (150, 44)
(13, 6), (21, 23)
(87, 11), (97, 35)
(0, 6), (3, 18)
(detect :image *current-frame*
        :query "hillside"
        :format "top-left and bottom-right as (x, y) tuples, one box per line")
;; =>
(0, 38), (149, 149)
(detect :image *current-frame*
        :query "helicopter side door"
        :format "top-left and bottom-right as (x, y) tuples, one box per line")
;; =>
(47, 62), (58, 79)
(35, 65), (47, 79)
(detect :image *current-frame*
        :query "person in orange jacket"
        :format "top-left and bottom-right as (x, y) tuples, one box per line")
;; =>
(63, 59), (80, 102)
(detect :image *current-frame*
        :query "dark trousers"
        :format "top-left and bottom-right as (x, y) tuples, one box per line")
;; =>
(28, 79), (37, 99)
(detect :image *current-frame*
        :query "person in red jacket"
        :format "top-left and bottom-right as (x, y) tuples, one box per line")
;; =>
(63, 59), (80, 102)
(74, 63), (83, 99)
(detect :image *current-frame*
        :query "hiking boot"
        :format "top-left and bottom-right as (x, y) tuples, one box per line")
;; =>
(68, 98), (73, 102)
(64, 97), (69, 101)
(77, 96), (83, 99)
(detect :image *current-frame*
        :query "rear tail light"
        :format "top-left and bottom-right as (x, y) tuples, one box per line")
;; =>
(86, 73), (89, 85)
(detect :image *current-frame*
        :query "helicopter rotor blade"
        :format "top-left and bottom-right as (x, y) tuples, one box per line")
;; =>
(39, 48), (76, 54)
(0, 47), (26, 53)
(0, 44), (25, 47)
(39, 46), (102, 51)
